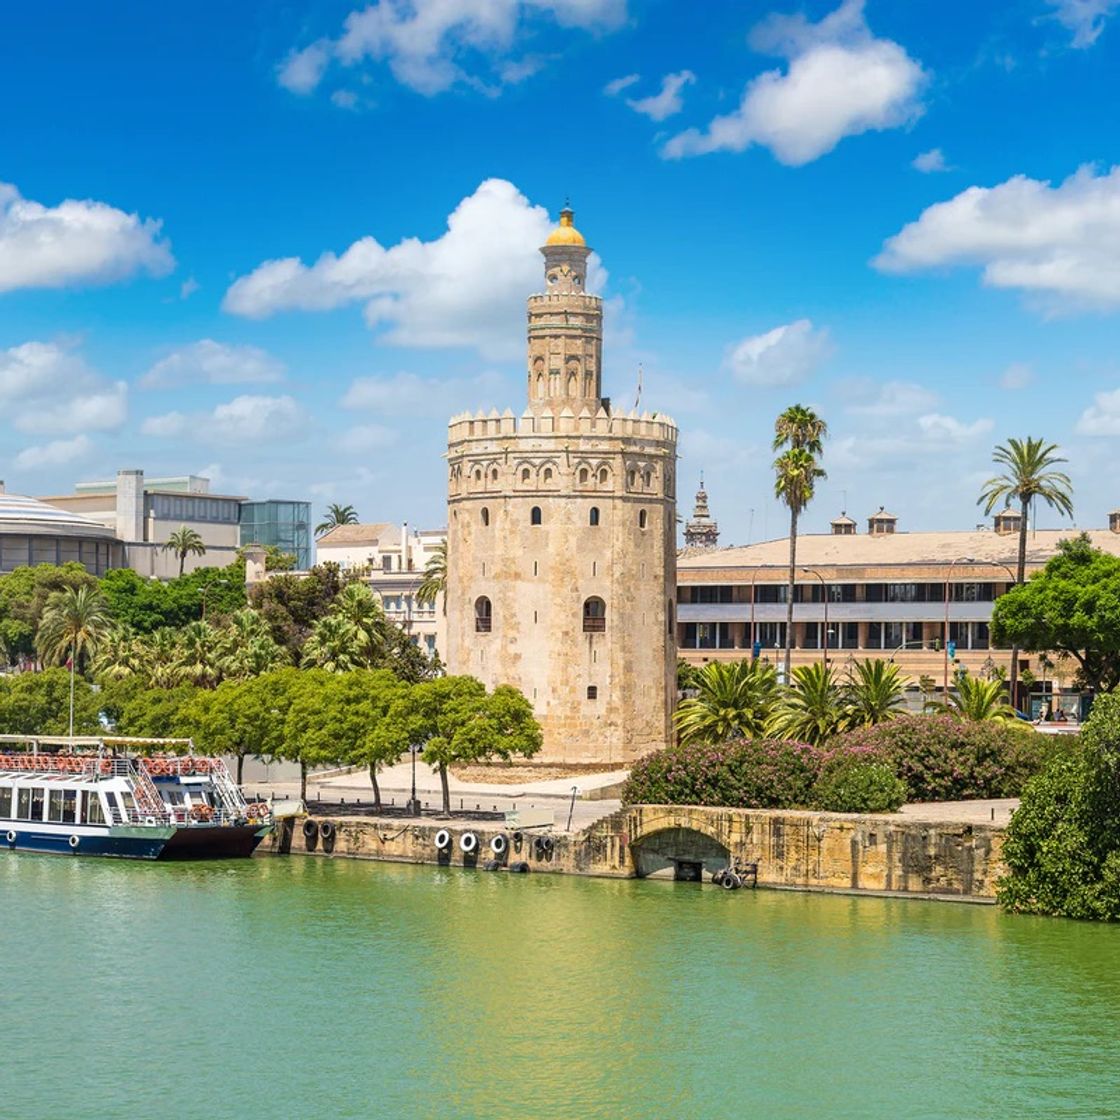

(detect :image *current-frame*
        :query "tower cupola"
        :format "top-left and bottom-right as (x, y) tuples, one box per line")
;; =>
(684, 474), (720, 549)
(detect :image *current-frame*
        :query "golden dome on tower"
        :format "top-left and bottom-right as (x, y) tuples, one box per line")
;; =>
(545, 205), (586, 247)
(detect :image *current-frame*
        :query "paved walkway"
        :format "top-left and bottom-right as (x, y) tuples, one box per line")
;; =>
(899, 798), (1018, 826)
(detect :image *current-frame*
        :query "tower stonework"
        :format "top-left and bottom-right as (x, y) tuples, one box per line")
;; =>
(683, 475), (719, 550)
(445, 209), (678, 765)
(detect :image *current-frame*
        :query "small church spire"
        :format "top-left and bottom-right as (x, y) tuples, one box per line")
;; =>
(684, 475), (719, 549)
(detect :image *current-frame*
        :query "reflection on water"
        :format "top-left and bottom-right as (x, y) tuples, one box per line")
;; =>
(3, 854), (1120, 1120)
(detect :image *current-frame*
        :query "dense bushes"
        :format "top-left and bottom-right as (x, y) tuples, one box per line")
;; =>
(998, 693), (1120, 920)
(829, 715), (1046, 802)
(622, 738), (823, 810)
(623, 714), (1050, 813)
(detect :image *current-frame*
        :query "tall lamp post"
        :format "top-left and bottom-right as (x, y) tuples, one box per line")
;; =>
(406, 743), (423, 816)
(801, 566), (829, 670)
(944, 556), (976, 699)
(982, 559), (1018, 706)
(200, 578), (230, 622)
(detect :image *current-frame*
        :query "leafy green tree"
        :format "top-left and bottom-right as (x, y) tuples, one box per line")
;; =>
(673, 659), (779, 744)
(301, 614), (363, 672)
(250, 563), (347, 658)
(315, 503), (359, 537)
(992, 534), (1120, 693)
(998, 692), (1120, 920)
(375, 676), (541, 815)
(282, 668), (342, 799)
(114, 683), (200, 740)
(767, 662), (848, 746)
(163, 525), (208, 576)
(0, 562), (97, 661)
(416, 540), (447, 611)
(844, 659), (907, 727)
(945, 673), (1018, 724)
(0, 668), (101, 735)
(99, 564), (245, 633)
(978, 437), (1074, 710)
(35, 584), (113, 735)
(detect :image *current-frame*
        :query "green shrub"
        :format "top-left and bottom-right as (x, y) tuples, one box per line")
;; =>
(998, 693), (1120, 920)
(622, 738), (823, 809)
(810, 752), (907, 813)
(831, 714), (1046, 802)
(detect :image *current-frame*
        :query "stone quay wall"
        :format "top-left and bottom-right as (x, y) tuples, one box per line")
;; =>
(266, 803), (1007, 902)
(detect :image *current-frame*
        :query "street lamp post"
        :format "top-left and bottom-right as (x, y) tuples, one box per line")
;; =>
(200, 578), (230, 622)
(944, 556), (976, 699)
(801, 567), (828, 670)
(406, 743), (423, 816)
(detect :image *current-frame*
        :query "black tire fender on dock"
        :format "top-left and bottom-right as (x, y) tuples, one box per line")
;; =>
(434, 829), (452, 850)
(721, 872), (742, 891)
(302, 819), (319, 839)
(509, 861), (531, 874)
(319, 821), (336, 840)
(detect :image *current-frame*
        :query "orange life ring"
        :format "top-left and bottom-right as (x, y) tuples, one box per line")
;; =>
(194, 758), (210, 774)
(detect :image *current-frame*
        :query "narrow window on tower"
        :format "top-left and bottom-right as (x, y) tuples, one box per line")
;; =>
(589, 507), (600, 526)
(586, 686), (598, 700)
(639, 509), (648, 529)
(531, 506), (542, 526)
(521, 468), (531, 484)
(543, 468), (553, 483)
(579, 468), (589, 484)
(533, 560), (538, 576)
(480, 507), (490, 526)
(599, 468), (609, 486)
(474, 596), (492, 633)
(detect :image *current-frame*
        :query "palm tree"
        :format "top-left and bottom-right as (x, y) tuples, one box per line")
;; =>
(91, 625), (141, 682)
(162, 525), (207, 576)
(978, 437), (1074, 711)
(331, 583), (387, 663)
(302, 615), (363, 672)
(844, 659), (907, 727)
(946, 674), (1019, 724)
(673, 659), (779, 744)
(767, 662), (848, 746)
(35, 585), (113, 735)
(315, 503), (359, 537)
(416, 541), (447, 611)
(773, 404), (828, 457)
(773, 443), (827, 683)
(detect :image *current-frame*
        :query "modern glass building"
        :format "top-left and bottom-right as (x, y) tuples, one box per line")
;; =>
(239, 500), (312, 569)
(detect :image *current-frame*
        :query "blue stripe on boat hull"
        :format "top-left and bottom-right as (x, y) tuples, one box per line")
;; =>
(3, 830), (166, 860)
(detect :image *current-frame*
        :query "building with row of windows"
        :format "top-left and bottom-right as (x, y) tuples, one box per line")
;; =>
(38, 469), (311, 577)
(676, 499), (1120, 709)
(0, 484), (125, 576)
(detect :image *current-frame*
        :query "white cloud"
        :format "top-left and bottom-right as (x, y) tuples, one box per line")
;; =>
(1046, 1), (1118, 48)
(874, 164), (1120, 311)
(915, 412), (994, 443)
(662, 0), (925, 165)
(180, 277), (199, 299)
(339, 423), (399, 453)
(845, 379), (938, 416)
(281, 0), (627, 98)
(277, 40), (332, 93)
(604, 72), (639, 96)
(625, 70), (696, 121)
(342, 369), (506, 416)
(140, 339), (286, 388)
(830, 410), (993, 471)
(999, 362), (1034, 390)
(724, 319), (833, 387)
(224, 178), (607, 360)
(0, 341), (127, 434)
(1076, 387), (1120, 434)
(15, 435), (94, 470)
(0, 182), (173, 293)
(141, 395), (308, 445)
(912, 147), (948, 173)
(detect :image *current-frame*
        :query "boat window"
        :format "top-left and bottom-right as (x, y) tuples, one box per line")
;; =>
(120, 791), (137, 816)
(0, 788), (10, 818)
(82, 792), (105, 825)
(17, 788), (45, 820)
(47, 789), (77, 824)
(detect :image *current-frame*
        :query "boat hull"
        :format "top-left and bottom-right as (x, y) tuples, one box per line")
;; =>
(3, 824), (172, 860)
(157, 824), (271, 860)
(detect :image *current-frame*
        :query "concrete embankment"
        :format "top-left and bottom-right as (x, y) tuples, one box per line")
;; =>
(265, 803), (1007, 902)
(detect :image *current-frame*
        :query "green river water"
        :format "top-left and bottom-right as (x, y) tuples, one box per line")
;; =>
(4, 854), (1120, 1120)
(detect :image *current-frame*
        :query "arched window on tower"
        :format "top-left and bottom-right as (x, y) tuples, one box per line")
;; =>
(531, 506), (542, 526)
(579, 467), (589, 484)
(598, 468), (609, 486)
(474, 596), (492, 633)
(543, 467), (553, 484)
(639, 509), (648, 529)
(583, 596), (606, 633)
(480, 507), (490, 527)
(589, 507), (600, 527)
(521, 467), (531, 484)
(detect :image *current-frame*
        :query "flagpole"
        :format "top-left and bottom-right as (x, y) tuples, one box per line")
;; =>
(69, 641), (75, 737)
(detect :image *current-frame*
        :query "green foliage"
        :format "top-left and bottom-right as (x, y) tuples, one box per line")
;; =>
(992, 534), (1120, 692)
(35, 585), (113, 668)
(767, 662), (848, 745)
(315, 503), (359, 537)
(832, 714), (1046, 802)
(0, 669), (101, 735)
(99, 564), (246, 633)
(810, 752), (907, 814)
(622, 738), (824, 809)
(674, 659), (779, 744)
(250, 563), (347, 657)
(772, 404), (828, 455)
(998, 691), (1120, 920)
(162, 525), (207, 576)
(945, 673), (1018, 723)
(844, 659), (907, 727)
(416, 540), (447, 608)
(0, 563), (97, 661)
(113, 683), (200, 739)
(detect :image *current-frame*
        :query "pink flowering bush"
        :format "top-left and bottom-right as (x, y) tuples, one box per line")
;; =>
(622, 738), (824, 809)
(831, 715), (1047, 802)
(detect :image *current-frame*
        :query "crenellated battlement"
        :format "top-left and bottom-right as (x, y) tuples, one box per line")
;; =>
(447, 405), (678, 444)
(527, 291), (603, 305)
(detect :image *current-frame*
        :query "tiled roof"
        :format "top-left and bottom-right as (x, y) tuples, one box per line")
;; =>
(316, 522), (399, 547)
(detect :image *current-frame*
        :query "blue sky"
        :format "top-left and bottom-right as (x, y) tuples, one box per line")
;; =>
(2, 0), (1120, 544)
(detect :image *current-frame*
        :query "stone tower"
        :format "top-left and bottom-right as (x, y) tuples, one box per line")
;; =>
(444, 207), (678, 765)
(683, 474), (719, 550)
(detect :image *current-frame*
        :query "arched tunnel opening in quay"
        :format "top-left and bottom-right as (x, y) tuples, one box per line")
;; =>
(630, 826), (731, 881)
